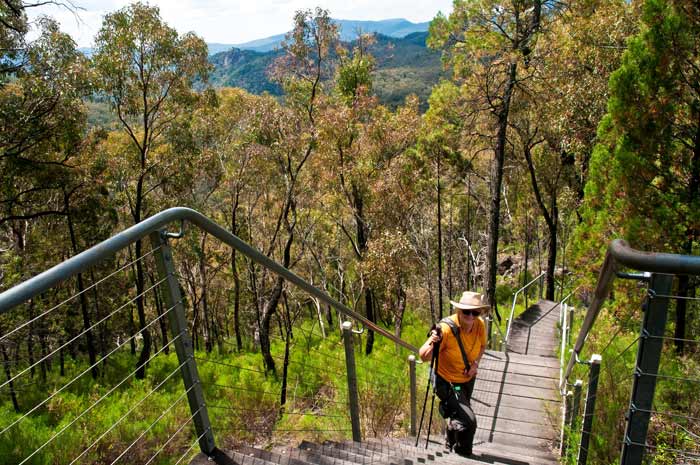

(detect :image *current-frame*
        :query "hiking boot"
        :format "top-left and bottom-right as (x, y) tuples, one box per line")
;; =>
(454, 446), (472, 457)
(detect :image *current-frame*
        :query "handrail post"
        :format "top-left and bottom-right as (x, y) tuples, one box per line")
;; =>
(572, 379), (583, 426)
(150, 231), (216, 456)
(578, 355), (601, 465)
(568, 306), (574, 345)
(620, 273), (673, 465)
(561, 390), (573, 456)
(565, 379), (582, 459)
(342, 321), (362, 442)
(409, 355), (417, 436)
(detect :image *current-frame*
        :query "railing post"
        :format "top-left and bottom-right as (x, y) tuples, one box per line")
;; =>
(408, 355), (417, 436)
(149, 231), (216, 455)
(568, 306), (574, 345)
(620, 273), (673, 465)
(571, 379), (583, 427)
(342, 321), (362, 442)
(578, 355), (601, 465)
(560, 390), (573, 456)
(486, 317), (493, 348)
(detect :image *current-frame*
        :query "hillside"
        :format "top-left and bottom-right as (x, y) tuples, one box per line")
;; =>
(209, 31), (444, 109)
(233, 18), (430, 52)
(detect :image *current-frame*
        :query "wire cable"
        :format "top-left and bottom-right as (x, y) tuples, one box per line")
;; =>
(626, 441), (700, 459)
(193, 357), (267, 375)
(108, 385), (194, 465)
(207, 405), (347, 419)
(0, 246), (162, 345)
(0, 304), (180, 436)
(204, 383), (348, 406)
(173, 428), (211, 465)
(68, 360), (191, 465)
(642, 371), (700, 384)
(143, 408), (201, 465)
(648, 334), (700, 344)
(16, 331), (182, 465)
(636, 407), (700, 423)
(0, 275), (169, 392)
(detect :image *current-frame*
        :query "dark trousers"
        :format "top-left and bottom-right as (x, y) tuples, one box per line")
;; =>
(434, 374), (477, 455)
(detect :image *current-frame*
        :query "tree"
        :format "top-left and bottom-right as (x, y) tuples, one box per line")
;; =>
(249, 7), (338, 373)
(578, 0), (700, 354)
(92, 1), (209, 378)
(1, 18), (90, 229)
(429, 0), (551, 312)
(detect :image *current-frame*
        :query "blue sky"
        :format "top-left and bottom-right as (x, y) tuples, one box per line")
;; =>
(27, 0), (454, 47)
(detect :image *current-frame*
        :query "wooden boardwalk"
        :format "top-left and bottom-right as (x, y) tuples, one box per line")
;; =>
(471, 299), (562, 463)
(192, 300), (565, 465)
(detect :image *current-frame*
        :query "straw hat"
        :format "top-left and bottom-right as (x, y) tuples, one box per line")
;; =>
(450, 291), (489, 310)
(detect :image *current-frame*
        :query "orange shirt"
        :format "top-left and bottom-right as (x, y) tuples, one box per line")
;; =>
(436, 313), (486, 383)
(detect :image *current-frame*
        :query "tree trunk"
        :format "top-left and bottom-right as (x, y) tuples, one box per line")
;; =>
(27, 300), (35, 378)
(89, 269), (109, 369)
(149, 271), (169, 354)
(523, 140), (557, 301)
(486, 62), (517, 313)
(1, 344), (19, 413)
(231, 191), (243, 352)
(133, 170), (151, 379)
(199, 234), (212, 353)
(394, 286), (406, 340)
(39, 329), (48, 382)
(260, 277), (283, 374)
(350, 183), (376, 355)
(64, 191), (98, 379)
(437, 155), (444, 319)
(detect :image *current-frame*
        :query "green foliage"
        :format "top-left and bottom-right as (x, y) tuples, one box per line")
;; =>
(0, 311), (430, 462)
(577, 0), (700, 257)
(494, 283), (513, 306)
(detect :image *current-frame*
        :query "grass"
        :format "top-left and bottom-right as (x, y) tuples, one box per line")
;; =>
(0, 313), (430, 464)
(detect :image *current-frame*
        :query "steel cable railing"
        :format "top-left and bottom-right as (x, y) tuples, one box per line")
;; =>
(0, 208), (434, 464)
(0, 241), (208, 465)
(559, 245), (700, 465)
(504, 271), (546, 348)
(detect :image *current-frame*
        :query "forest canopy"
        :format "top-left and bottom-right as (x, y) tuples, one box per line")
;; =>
(1, 1), (699, 464)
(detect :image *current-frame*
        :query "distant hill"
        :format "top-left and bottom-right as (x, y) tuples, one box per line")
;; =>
(209, 31), (445, 110)
(233, 18), (430, 52)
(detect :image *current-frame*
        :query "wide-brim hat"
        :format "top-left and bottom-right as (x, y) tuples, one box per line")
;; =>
(450, 291), (489, 310)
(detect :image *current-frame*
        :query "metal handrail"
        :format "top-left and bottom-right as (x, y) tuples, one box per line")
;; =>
(560, 239), (700, 391)
(0, 207), (419, 353)
(505, 271), (546, 345)
(559, 289), (578, 393)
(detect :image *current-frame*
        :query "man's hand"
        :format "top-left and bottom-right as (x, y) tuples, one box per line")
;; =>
(428, 329), (442, 345)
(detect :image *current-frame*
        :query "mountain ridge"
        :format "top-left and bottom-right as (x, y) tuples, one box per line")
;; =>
(230, 18), (430, 53)
(209, 30), (445, 110)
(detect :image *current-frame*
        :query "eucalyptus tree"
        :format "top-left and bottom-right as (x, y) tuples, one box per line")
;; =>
(92, 1), (209, 378)
(250, 7), (338, 373)
(429, 0), (555, 311)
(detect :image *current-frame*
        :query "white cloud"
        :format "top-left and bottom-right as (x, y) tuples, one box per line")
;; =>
(26, 0), (453, 47)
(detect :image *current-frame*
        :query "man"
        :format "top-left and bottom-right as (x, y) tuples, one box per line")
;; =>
(418, 291), (488, 456)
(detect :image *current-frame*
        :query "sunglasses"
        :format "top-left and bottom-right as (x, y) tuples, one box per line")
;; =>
(461, 309), (481, 317)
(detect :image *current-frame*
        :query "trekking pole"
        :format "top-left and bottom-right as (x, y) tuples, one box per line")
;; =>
(415, 330), (441, 446)
(425, 340), (440, 448)
(415, 348), (434, 446)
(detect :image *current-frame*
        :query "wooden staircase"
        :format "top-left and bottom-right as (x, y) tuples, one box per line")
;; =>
(191, 300), (563, 465)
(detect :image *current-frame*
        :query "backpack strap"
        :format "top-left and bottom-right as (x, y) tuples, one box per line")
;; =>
(440, 317), (471, 374)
